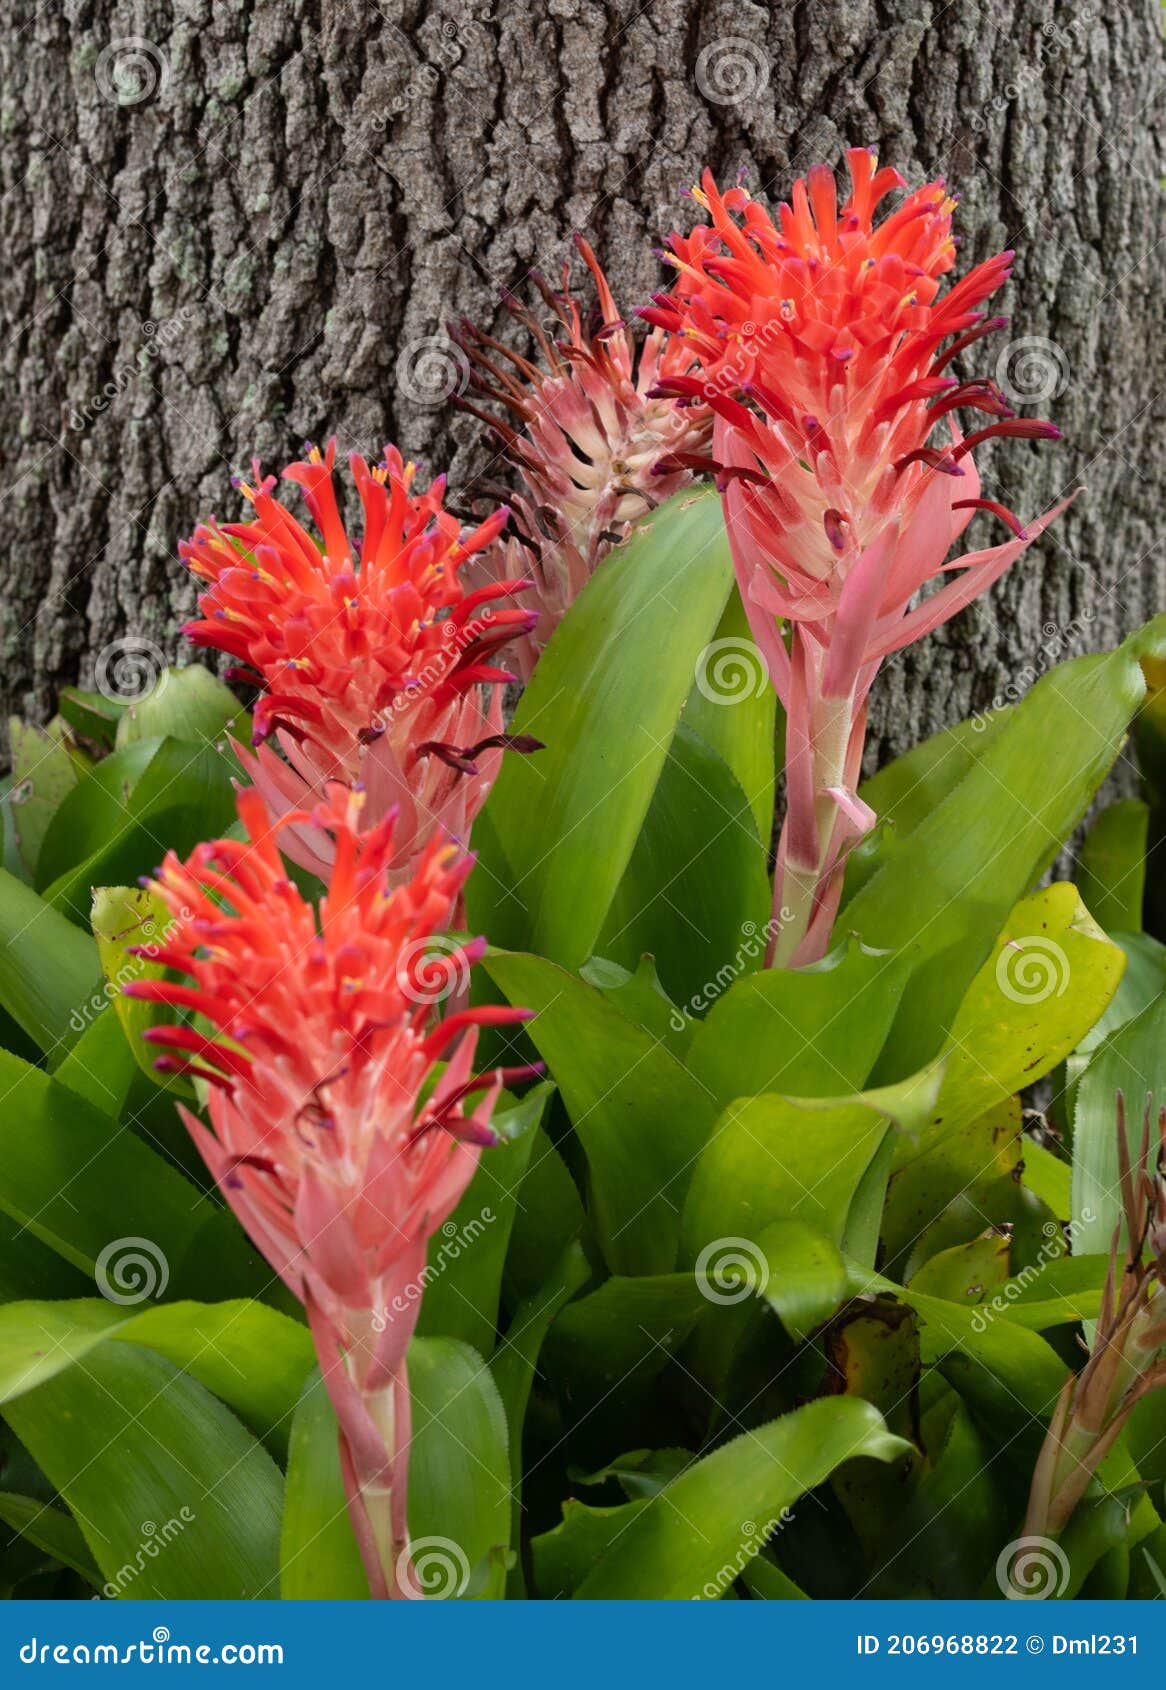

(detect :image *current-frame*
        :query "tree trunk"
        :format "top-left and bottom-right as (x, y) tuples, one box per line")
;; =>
(3, 0), (1164, 770)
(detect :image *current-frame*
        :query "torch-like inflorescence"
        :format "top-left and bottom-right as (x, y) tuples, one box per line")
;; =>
(180, 440), (540, 879)
(451, 237), (712, 676)
(124, 785), (535, 1598)
(1022, 1093), (1166, 1547)
(644, 149), (1068, 965)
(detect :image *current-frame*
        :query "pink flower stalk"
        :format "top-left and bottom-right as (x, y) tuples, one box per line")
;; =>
(180, 440), (540, 880)
(450, 237), (712, 676)
(644, 151), (1069, 966)
(124, 785), (534, 1599)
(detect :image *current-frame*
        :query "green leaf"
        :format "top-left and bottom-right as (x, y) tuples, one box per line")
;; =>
(1079, 799), (1148, 932)
(416, 1083), (552, 1353)
(114, 663), (246, 749)
(0, 1299), (312, 1461)
(683, 937), (912, 1102)
(680, 584), (777, 845)
(468, 485), (733, 968)
(1073, 986), (1166, 1259)
(57, 686), (129, 749)
(0, 1493), (102, 1588)
(754, 1219), (849, 1342)
(681, 1068), (940, 1264)
(485, 951), (718, 1274)
(35, 738), (159, 891)
(0, 1047), (212, 1277)
(925, 885), (1124, 1132)
(407, 1338), (511, 1599)
(843, 710), (1009, 907)
(570, 1398), (910, 1598)
(596, 724), (770, 1010)
(43, 738), (240, 926)
(4, 1342), (283, 1598)
(280, 1368), (370, 1599)
(544, 1274), (707, 1402)
(0, 870), (101, 1059)
(845, 617), (1166, 1073)
(6, 718), (81, 877)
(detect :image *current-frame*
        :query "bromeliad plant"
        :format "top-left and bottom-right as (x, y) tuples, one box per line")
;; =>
(3, 150), (1166, 1603)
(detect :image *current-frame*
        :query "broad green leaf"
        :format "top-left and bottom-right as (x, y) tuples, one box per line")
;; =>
(35, 738), (159, 890)
(754, 1219), (849, 1342)
(533, 1497), (651, 1598)
(1079, 799), (1148, 932)
(684, 937), (912, 1102)
(416, 1083), (552, 1353)
(579, 953), (692, 1054)
(469, 485), (733, 968)
(90, 884), (196, 1097)
(0, 1493), (101, 1588)
(544, 1273), (707, 1401)
(845, 1260), (1068, 1427)
(1073, 987), (1166, 1259)
(1022, 1140), (1072, 1217)
(884, 1100), (1023, 1274)
(924, 885), (1123, 1132)
(908, 1233), (1011, 1301)
(1066, 930), (1166, 1095)
(846, 617), (1166, 1073)
(681, 1068), (940, 1264)
(57, 686), (128, 749)
(0, 1211), (91, 1303)
(501, 1127), (587, 1307)
(407, 1338), (511, 1599)
(4, 1341), (282, 1598)
(6, 718), (81, 876)
(280, 1368), (369, 1599)
(44, 738), (240, 925)
(596, 724), (770, 1010)
(115, 662), (246, 749)
(843, 710), (1009, 907)
(680, 583), (777, 845)
(0, 1047), (212, 1278)
(0, 1299), (312, 1460)
(572, 1398), (910, 1598)
(485, 951), (718, 1274)
(0, 870), (101, 1059)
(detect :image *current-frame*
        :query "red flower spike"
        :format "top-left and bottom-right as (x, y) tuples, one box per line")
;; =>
(129, 785), (531, 1599)
(649, 150), (1070, 966)
(180, 440), (538, 880)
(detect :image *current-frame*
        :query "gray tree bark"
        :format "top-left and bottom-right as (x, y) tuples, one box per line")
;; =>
(2, 0), (1164, 770)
